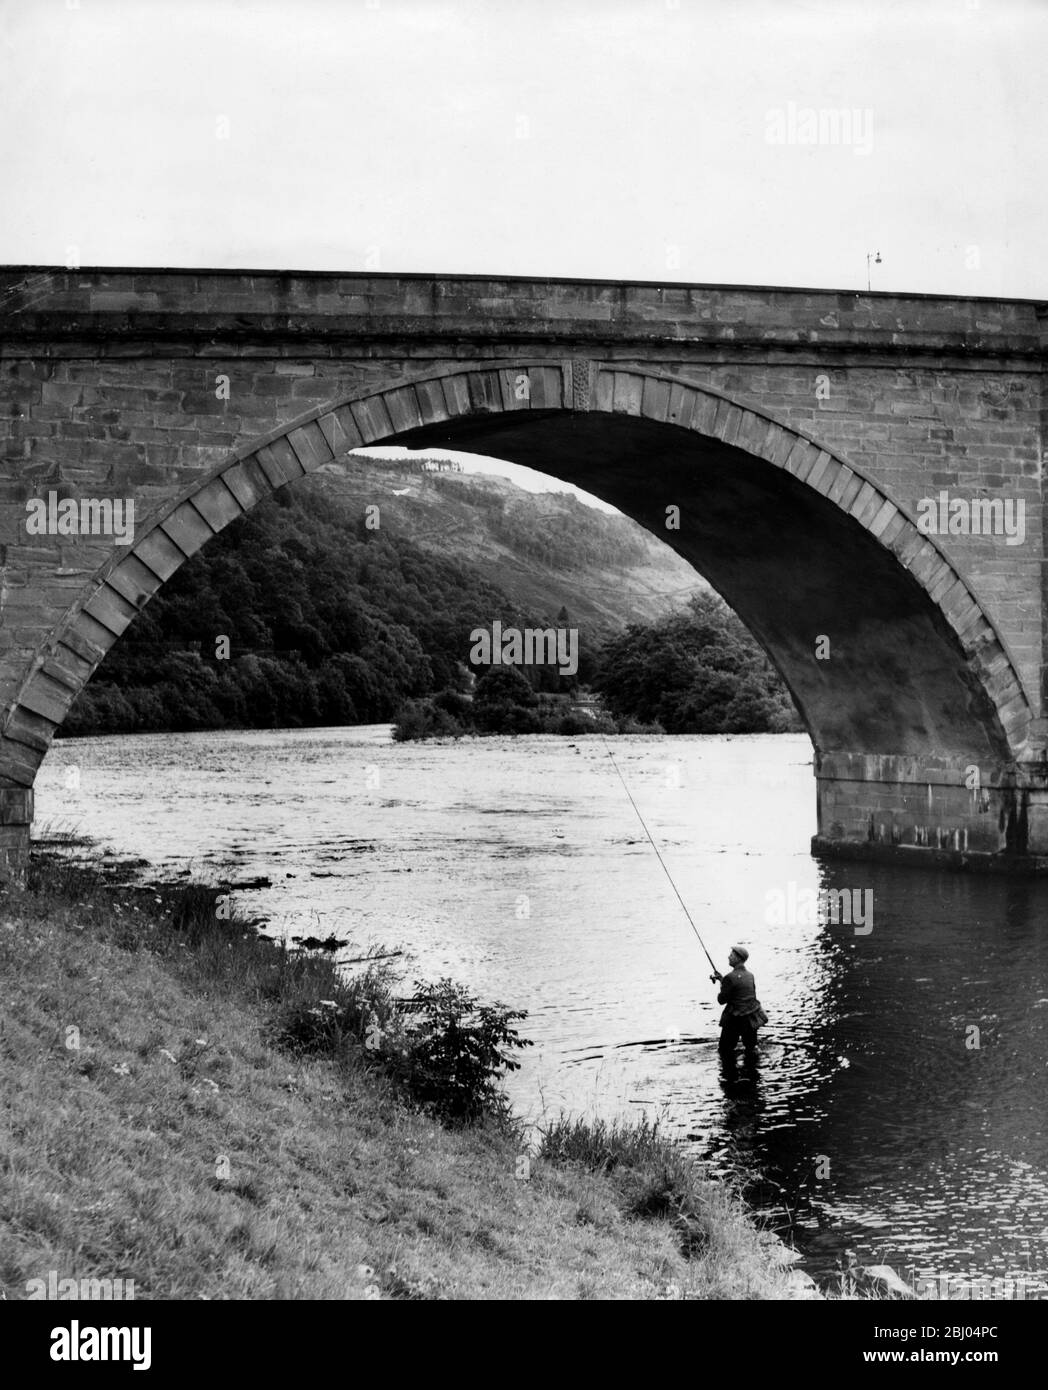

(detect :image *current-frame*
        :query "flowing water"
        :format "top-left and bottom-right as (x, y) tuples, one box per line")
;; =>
(34, 727), (1048, 1294)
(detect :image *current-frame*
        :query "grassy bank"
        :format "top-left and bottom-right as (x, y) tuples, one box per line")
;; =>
(0, 858), (802, 1300)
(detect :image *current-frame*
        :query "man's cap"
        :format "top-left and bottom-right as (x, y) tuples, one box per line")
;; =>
(731, 945), (749, 962)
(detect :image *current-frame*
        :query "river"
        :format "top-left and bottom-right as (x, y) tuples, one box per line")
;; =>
(34, 726), (1048, 1295)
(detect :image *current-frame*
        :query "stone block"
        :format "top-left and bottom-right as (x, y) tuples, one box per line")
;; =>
(83, 582), (138, 637)
(221, 456), (271, 511)
(106, 553), (165, 608)
(134, 527), (186, 581)
(347, 394), (394, 443)
(160, 502), (215, 559)
(188, 477), (243, 532)
(20, 671), (74, 724)
(439, 375), (471, 419)
(612, 373), (643, 416)
(641, 376), (671, 423)
(413, 379), (450, 427)
(382, 385), (425, 432)
(255, 437), (304, 487)
(316, 407), (364, 456)
(465, 373), (501, 416)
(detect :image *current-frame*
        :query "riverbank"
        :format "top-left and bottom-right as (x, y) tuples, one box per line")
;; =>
(1, 856), (807, 1300)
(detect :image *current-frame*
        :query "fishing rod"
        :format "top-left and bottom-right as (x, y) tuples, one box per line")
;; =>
(600, 737), (722, 982)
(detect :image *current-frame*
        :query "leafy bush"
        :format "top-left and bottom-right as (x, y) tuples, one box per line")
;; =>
(473, 666), (537, 708)
(555, 712), (596, 735)
(614, 715), (664, 735)
(273, 958), (530, 1125)
(392, 699), (464, 742)
(383, 979), (533, 1124)
(594, 592), (803, 735)
(432, 688), (474, 721)
(271, 959), (400, 1058)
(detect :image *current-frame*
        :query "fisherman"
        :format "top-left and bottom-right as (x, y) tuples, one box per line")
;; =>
(711, 946), (766, 1059)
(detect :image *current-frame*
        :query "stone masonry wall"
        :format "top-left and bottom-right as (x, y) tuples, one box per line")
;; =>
(1, 268), (1045, 761)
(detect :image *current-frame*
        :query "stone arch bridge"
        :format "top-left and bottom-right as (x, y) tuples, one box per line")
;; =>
(1, 268), (1047, 879)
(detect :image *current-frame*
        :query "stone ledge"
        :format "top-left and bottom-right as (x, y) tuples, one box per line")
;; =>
(812, 835), (1048, 874)
(3, 312), (1043, 360)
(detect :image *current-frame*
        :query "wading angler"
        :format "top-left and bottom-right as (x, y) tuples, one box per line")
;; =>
(712, 947), (768, 1061)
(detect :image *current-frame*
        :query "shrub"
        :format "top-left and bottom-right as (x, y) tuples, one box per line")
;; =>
(432, 688), (474, 722)
(615, 715), (664, 735)
(271, 959), (400, 1058)
(383, 978), (533, 1124)
(473, 699), (542, 734)
(473, 665), (537, 708)
(553, 712), (591, 735)
(594, 592), (803, 734)
(392, 698), (465, 741)
(273, 959), (531, 1126)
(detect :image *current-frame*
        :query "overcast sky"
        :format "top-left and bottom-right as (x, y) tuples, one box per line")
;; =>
(1, 0), (1045, 299)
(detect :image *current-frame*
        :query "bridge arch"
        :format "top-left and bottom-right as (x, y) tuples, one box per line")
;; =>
(0, 360), (1033, 824)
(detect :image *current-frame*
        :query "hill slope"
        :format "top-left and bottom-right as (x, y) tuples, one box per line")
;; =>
(310, 455), (705, 639)
(61, 457), (705, 736)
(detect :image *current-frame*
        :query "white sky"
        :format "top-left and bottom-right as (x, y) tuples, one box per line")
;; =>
(359, 446), (622, 510)
(1, 0), (1045, 299)
(3, 0), (1043, 508)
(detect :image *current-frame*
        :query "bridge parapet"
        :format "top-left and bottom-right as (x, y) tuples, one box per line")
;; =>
(2, 267), (1045, 358)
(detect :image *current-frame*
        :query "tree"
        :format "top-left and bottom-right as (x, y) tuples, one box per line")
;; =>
(594, 593), (801, 735)
(471, 665), (541, 734)
(473, 665), (538, 709)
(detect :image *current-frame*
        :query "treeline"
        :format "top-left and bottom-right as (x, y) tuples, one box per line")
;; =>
(61, 481), (589, 737)
(592, 593), (802, 735)
(394, 667), (647, 741)
(395, 593), (802, 741)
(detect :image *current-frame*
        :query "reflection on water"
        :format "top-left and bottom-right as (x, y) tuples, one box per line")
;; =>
(35, 727), (1048, 1292)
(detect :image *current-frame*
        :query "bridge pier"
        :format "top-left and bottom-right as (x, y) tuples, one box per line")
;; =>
(813, 753), (1048, 871)
(0, 790), (32, 886)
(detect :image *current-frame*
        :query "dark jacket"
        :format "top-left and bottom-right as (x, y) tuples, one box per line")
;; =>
(717, 966), (760, 1027)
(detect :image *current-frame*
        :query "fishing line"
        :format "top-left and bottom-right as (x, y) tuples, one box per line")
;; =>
(600, 736), (720, 977)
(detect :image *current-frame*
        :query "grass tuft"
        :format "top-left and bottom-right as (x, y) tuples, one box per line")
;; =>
(538, 1112), (799, 1294)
